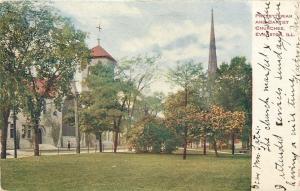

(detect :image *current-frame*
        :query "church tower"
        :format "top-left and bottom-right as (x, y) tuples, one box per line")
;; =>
(208, 9), (217, 77)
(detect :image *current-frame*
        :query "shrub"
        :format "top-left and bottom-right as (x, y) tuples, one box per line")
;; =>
(128, 117), (179, 153)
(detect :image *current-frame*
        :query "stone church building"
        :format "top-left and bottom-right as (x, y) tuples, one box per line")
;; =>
(6, 43), (117, 149)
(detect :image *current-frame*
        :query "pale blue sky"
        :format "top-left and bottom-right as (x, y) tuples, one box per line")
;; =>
(51, 0), (252, 93)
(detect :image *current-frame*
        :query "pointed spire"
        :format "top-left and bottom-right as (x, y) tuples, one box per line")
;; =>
(208, 9), (217, 77)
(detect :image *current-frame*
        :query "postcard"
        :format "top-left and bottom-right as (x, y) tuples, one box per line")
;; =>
(0, 0), (298, 191)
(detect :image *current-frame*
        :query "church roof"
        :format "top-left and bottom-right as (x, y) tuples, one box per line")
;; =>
(91, 45), (116, 62)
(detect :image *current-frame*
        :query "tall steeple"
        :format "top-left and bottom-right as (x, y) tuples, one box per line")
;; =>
(208, 9), (217, 77)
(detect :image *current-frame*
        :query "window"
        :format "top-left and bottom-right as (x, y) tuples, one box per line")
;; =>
(27, 129), (31, 139)
(10, 124), (14, 138)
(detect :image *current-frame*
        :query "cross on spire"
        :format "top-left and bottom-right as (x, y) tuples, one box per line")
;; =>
(96, 24), (102, 32)
(96, 24), (102, 45)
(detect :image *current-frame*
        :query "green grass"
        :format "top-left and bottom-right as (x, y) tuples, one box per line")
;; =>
(1, 153), (251, 191)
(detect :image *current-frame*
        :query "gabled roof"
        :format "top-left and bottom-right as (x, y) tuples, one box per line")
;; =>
(91, 45), (116, 62)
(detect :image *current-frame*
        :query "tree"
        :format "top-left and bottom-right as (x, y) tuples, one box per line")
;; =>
(199, 105), (245, 156)
(80, 109), (106, 152)
(204, 105), (229, 157)
(83, 61), (126, 153)
(189, 75), (209, 155)
(127, 92), (178, 154)
(0, 1), (90, 156)
(225, 111), (245, 155)
(0, 2), (33, 158)
(164, 91), (204, 159)
(106, 55), (159, 152)
(132, 92), (164, 121)
(0, 72), (19, 158)
(166, 60), (205, 160)
(128, 116), (178, 153)
(213, 56), (252, 149)
(118, 55), (159, 122)
(110, 55), (160, 151)
(79, 91), (111, 152)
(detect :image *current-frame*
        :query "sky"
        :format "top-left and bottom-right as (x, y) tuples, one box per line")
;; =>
(51, 0), (252, 94)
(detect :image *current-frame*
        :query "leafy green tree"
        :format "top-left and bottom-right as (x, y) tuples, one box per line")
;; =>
(126, 92), (178, 153)
(128, 116), (178, 153)
(103, 55), (159, 152)
(79, 91), (111, 152)
(0, 1), (31, 158)
(0, 72), (19, 158)
(80, 108), (109, 152)
(132, 92), (164, 121)
(83, 61), (126, 153)
(166, 60), (205, 160)
(0, 1), (90, 156)
(82, 55), (160, 153)
(213, 56), (252, 149)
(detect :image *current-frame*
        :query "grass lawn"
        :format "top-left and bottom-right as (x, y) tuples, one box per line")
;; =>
(1, 153), (251, 191)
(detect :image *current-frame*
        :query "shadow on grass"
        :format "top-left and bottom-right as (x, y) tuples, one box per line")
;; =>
(87, 150), (251, 160)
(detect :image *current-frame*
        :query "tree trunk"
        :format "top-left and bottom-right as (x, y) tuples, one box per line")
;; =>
(183, 127), (188, 160)
(183, 139), (187, 160)
(87, 140), (90, 153)
(182, 86), (188, 160)
(34, 119), (40, 156)
(129, 78), (145, 119)
(1, 110), (10, 159)
(203, 126), (207, 155)
(231, 132), (235, 155)
(113, 98), (126, 153)
(113, 131), (119, 153)
(99, 132), (103, 152)
(13, 108), (17, 158)
(213, 138), (218, 157)
(74, 95), (80, 154)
